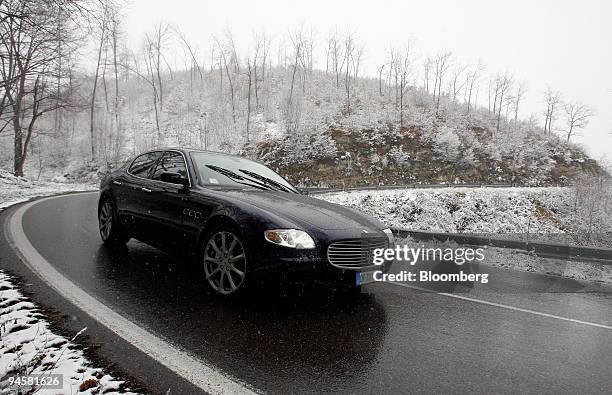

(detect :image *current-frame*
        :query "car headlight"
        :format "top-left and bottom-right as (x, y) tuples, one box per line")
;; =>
(264, 229), (315, 249)
(383, 228), (394, 245)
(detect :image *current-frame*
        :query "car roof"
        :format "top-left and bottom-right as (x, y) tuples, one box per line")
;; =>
(142, 147), (242, 159)
(133, 148), (270, 168)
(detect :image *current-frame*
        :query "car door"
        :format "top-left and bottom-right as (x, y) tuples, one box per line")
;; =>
(146, 150), (193, 250)
(122, 151), (163, 238)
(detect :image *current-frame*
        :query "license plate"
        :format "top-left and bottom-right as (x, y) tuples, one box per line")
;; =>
(356, 271), (376, 286)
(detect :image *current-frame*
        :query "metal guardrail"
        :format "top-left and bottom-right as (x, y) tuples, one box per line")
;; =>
(393, 229), (612, 265)
(308, 184), (611, 264)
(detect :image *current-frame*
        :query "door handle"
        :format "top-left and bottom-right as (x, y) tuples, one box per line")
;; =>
(113, 180), (122, 185)
(141, 187), (152, 193)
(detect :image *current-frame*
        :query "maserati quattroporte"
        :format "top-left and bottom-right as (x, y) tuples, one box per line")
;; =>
(98, 148), (393, 295)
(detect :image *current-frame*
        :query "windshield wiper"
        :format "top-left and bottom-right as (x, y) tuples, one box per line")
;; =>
(205, 165), (272, 191)
(238, 169), (296, 193)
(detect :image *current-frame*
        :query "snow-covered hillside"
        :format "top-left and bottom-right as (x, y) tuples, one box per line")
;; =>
(318, 186), (612, 247)
(0, 63), (601, 187)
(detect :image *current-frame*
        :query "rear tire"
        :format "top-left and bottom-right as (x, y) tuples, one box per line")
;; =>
(200, 224), (249, 296)
(98, 197), (129, 246)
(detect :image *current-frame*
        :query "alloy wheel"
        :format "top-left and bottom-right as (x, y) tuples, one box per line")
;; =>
(99, 200), (113, 241)
(203, 231), (247, 295)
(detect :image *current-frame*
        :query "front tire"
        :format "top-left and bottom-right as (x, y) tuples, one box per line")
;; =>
(200, 225), (249, 296)
(98, 197), (129, 246)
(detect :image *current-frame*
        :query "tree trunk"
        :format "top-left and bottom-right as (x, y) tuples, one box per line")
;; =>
(112, 27), (121, 163)
(13, 110), (23, 176)
(90, 27), (106, 161)
(246, 60), (252, 142)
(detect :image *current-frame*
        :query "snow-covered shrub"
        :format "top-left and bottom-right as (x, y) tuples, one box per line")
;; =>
(433, 126), (461, 162)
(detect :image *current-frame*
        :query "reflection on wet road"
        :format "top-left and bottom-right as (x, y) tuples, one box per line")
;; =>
(16, 193), (612, 393)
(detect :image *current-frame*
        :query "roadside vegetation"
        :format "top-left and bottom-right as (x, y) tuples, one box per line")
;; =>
(318, 180), (612, 248)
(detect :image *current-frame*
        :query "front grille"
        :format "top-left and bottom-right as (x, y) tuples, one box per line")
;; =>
(327, 237), (389, 270)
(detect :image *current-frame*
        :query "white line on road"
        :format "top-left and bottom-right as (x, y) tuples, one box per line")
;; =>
(5, 193), (257, 395)
(386, 281), (612, 331)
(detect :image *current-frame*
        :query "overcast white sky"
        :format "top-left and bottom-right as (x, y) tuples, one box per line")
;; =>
(123, 0), (612, 160)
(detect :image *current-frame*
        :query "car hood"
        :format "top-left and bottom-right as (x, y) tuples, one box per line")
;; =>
(217, 189), (385, 231)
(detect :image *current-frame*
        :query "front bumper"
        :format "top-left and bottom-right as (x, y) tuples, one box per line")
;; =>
(252, 241), (393, 276)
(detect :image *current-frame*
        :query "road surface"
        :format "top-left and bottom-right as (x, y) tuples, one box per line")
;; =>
(1, 192), (611, 394)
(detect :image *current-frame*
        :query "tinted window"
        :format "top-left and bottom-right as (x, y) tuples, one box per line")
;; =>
(190, 151), (297, 193)
(128, 152), (162, 178)
(151, 151), (188, 182)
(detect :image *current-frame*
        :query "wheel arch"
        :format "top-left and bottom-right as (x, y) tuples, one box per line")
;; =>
(98, 190), (115, 214)
(196, 214), (242, 252)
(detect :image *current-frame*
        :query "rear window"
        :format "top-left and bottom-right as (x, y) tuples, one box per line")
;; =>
(128, 151), (162, 178)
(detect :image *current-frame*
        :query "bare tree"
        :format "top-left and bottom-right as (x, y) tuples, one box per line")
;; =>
(433, 51), (452, 111)
(512, 81), (526, 125)
(150, 22), (171, 111)
(465, 60), (484, 114)
(142, 37), (161, 136)
(253, 30), (272, 110)
(250, 32), (262, 109)
(173, 25), (203, 83)
(343, 33), (356, 113)
(543, 86), (561, 134)
(449, 63), (467, 103)
(89, 0), (112, 160)
(327, 30), (344, 88)
(1, 0), (85, 176)
(391, 44), (413, 128)
(377, 63), (385, 96)
(245, 57), (253, 141)
(495, 72), (513, 131)
(109, 3), (123, 163)
(259, 31), (271, 84)
(213, 32), (237, 123)
(353, 46), (364, 80)
(423, 57), (432, 94)
(564, 101), (594, 142)
(287, 27), (304, 111)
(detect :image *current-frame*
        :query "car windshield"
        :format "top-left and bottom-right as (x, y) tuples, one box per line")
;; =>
(190, 151), (298, 193)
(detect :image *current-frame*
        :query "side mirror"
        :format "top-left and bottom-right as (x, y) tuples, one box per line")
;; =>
(160, 172), (189, 187)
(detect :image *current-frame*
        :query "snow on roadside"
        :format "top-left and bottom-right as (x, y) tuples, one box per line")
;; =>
(317, 187), (566, 233)
(0, 271), (139, 394)
(317, 187), (612, 247)
(0, 169), (97, 210)
(0, 169), (139, 394)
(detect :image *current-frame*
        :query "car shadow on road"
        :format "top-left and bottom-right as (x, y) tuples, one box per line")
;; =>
(93, 241), (389, 390)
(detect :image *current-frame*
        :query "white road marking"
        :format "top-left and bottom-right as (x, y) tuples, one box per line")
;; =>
(385, 281), (612, 331)
(5, 193), (257, 395)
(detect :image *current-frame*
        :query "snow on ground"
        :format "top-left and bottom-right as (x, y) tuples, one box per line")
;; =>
(317, 187), (612, 247)
(0, 271), (139, 394)
(0, 169), (97, 210)
(0, 170), (138, 394)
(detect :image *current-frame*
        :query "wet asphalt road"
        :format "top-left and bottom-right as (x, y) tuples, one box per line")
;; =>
(4, 192), (612, 394)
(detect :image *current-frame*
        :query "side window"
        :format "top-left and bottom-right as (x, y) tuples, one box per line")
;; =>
(151, 151), (188, 183)
(128, 152), (161, 178)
